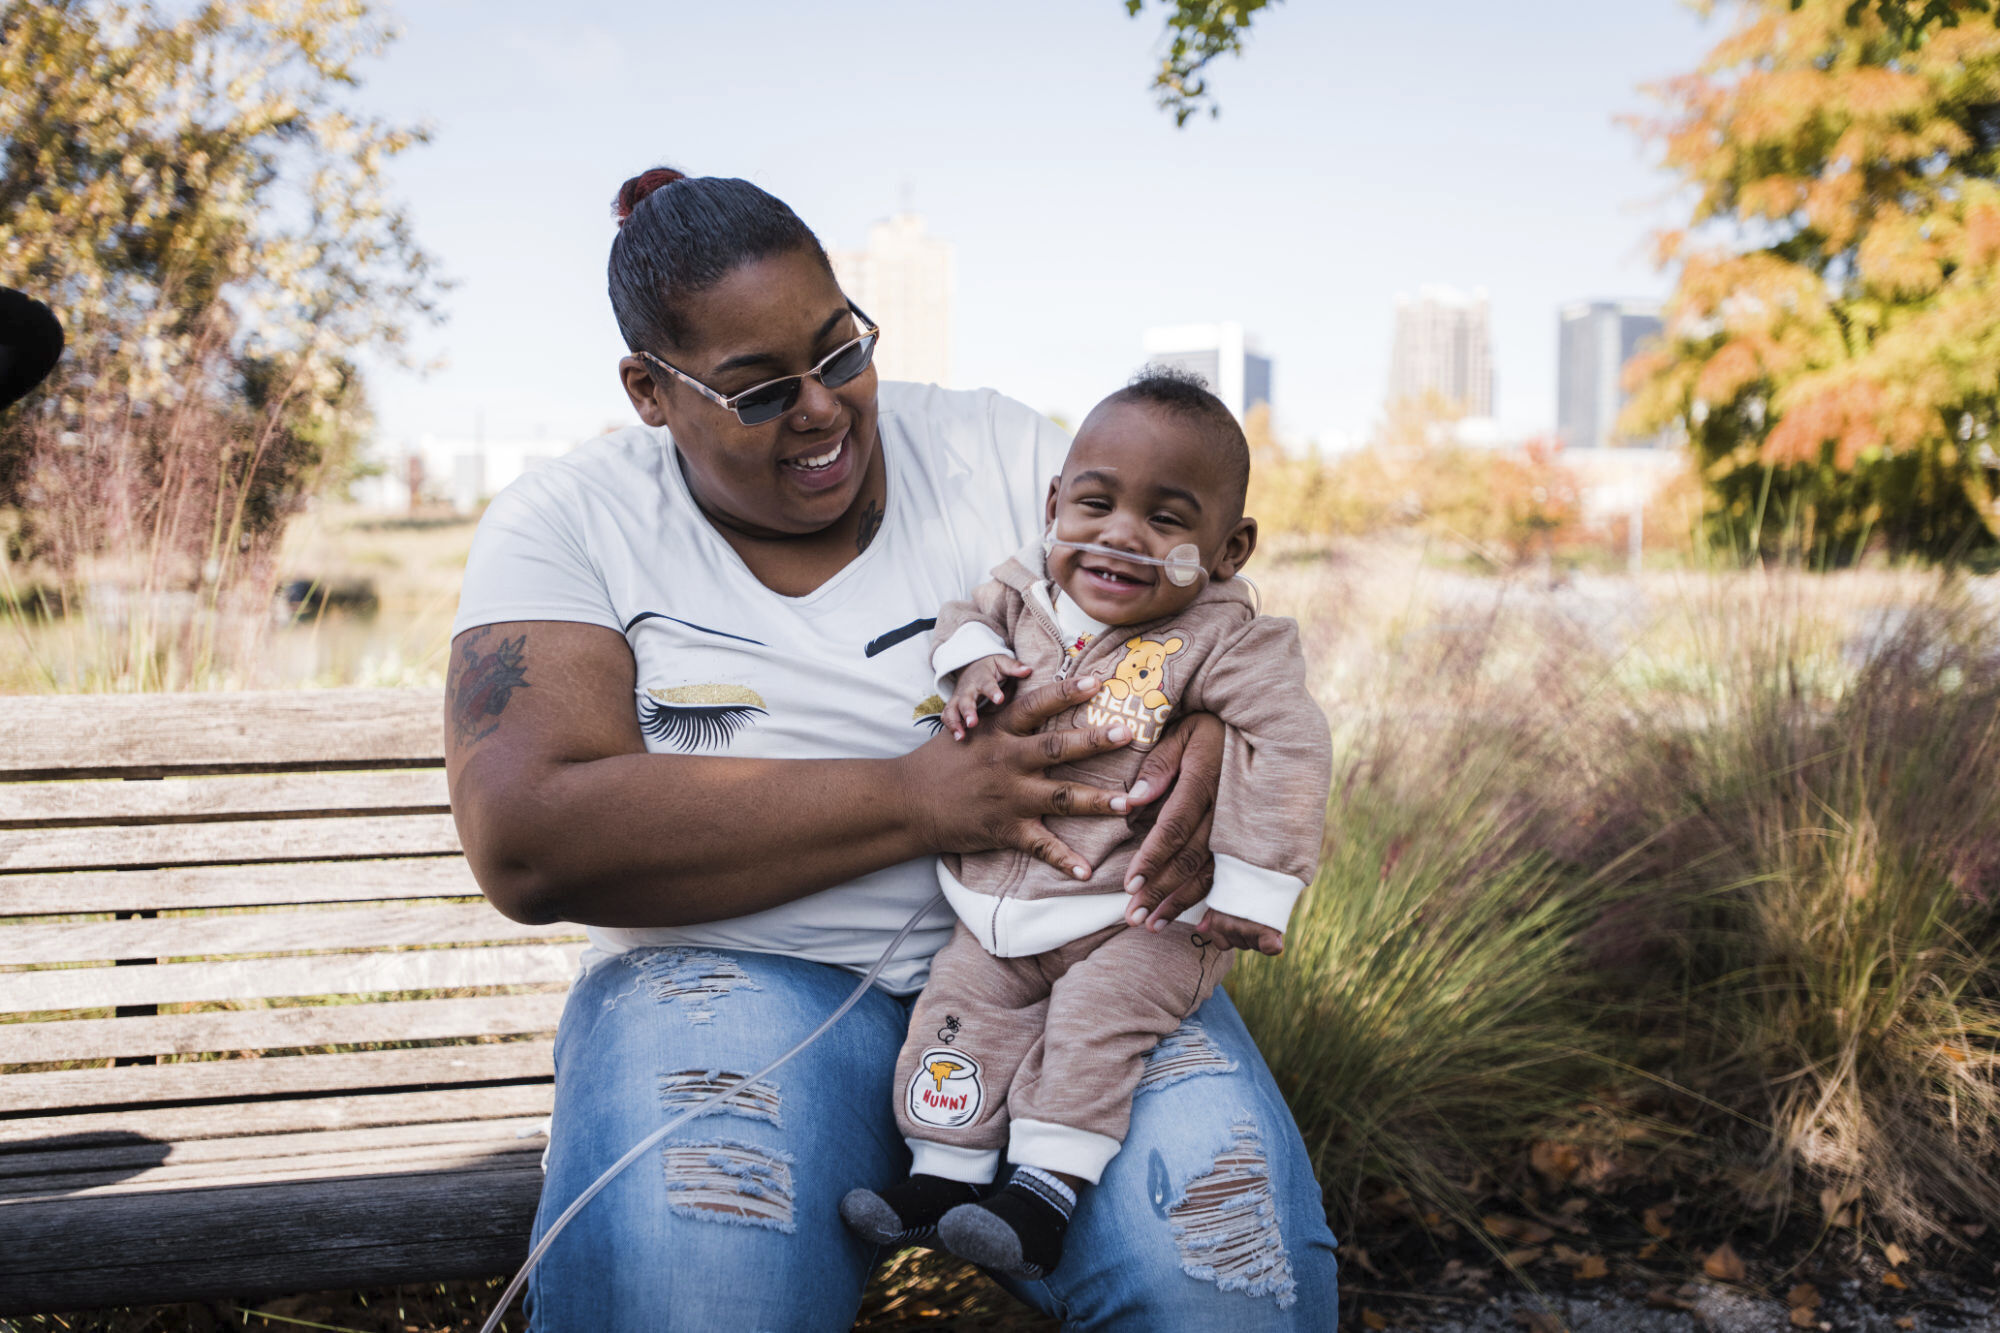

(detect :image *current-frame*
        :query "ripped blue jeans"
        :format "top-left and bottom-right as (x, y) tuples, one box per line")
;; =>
(527, 945), (1339, 1331)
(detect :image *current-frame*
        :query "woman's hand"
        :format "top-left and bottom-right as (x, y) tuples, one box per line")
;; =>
(1118, 713), (1225, 932)
(902, 672), (1135, 880)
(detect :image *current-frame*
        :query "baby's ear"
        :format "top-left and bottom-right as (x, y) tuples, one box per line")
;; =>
(1213, 517), (1259, 582)
(1044, 477), (1061, 527)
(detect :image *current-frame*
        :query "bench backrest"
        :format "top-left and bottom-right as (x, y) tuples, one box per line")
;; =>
(0, 689), (580, 1287)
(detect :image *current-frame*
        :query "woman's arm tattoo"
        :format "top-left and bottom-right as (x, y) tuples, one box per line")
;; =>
(449, 626), (530, 746)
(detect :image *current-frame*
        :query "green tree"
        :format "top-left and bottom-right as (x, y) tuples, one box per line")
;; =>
(1125, 0), (1278, 125)
(0, 0), (439, 601)
(1626, 0), (2000, 564)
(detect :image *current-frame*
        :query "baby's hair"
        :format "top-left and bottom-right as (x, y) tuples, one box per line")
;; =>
(1108, 366), (1251, 516)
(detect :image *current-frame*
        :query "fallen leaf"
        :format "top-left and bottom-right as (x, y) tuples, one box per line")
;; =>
(1420, 1210), (1445, 1228)
(1552, 1243), (1589, 1265)
(1558, 1197), (1590, 1215)
(1502, 1246), (1547, 1268)
(1346, 1246), (1383, 1278)
(1573, 1254), (1610, 1281)
(1484, 1214), (1556, 1245)
(1703, 1242), (1746, 1283)
(1885, 1242), (1910, 1267)
(1636, 1242), (1661, 1260)
(1645, 1286), (1695, 1312)
(1787, 1282), (1821, 1309)
(1362, 1311), (1389, 1331)
(1789, 1309), (1819, 1330)
(1820, 1182), (1862, 1217)
(1896, 1318), (1916, 1330)
(1530, 1140), (1583, 1187)
(1963, 1222), (1988, 1240)
(1641, 1203), (1674, 1238)
(1882, 1271), (1909, 1289)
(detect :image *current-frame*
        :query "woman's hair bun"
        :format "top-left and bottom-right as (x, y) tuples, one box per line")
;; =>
(614, 167), (687, 225)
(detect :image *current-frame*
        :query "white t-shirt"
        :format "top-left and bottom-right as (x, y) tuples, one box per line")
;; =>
(451, 381), (1070, 992)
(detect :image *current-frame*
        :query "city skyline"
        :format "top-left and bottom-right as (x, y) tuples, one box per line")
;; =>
(1387, 285), (1496, 421)
(1558, 299), (1666, 451)
(349, 1), (1717, 457)
(1142, 322), (1273, 422)
(831, 212), (955, 388)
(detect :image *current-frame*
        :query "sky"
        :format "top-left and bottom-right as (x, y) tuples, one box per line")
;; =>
(353, 0), (1723, 454)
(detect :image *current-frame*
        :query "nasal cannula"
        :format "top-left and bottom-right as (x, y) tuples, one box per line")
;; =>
(476, 892), (944, 1333)
(1044, 532), (1205, 587)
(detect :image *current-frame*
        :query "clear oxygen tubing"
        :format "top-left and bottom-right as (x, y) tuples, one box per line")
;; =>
(476, 891), (946, 1333)
(1043, 534), (1261, 614)
(1045, 536), (1205, 587)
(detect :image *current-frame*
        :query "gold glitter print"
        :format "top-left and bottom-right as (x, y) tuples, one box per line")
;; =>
(648, 684), (768, 708)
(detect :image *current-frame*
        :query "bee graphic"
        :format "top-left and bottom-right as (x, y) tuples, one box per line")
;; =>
(937, 1014), (961, 1046)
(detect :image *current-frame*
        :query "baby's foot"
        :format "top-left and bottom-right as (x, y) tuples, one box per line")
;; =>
(839, 1173), (982, 1248)
(936, 1166), (1075, 1280)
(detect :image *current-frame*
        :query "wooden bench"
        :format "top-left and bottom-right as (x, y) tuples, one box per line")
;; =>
(0, 688), (582, 1314)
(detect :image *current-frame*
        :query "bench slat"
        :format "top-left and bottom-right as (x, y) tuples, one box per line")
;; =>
(1, 1135), (543, 1202)
(0, 993), (567, 1064)
(0, 1167), (539, 1313)
(0, 857), (480, 915)
(0, 689), (444, 781)
(0, 941), (583, 1013)
(0, 1116), (547, 1181)
(3, 1039), (554, 1113)
(0, 770), (448, 829)
(1, 901), (578, 967)
(0, 1082), (553, 1147)
(0, 813), (462, 873)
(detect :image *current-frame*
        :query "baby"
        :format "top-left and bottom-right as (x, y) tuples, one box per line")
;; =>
(840, 367), (1333, 1279)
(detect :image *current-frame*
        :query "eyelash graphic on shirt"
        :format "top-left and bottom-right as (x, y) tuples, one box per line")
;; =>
(912, 694), (946, 735)
(640, 685), (768, 752)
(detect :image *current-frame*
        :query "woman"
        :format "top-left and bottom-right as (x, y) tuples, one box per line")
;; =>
(445, 167), (1337, 1330)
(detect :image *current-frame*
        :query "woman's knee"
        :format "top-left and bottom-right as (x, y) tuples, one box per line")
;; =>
(1043, 993), (1339, 1328)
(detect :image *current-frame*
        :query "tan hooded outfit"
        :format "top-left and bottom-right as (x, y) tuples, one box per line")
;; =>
(894, 545), (1333, 1185)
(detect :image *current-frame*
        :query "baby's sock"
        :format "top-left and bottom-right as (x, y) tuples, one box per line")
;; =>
(839, 1172), (983, 1247)
(936, 1165), (1077, 1280)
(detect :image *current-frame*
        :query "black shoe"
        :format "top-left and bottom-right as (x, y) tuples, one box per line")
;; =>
(936, 1178), (1072, 1280)
(839, 1173), (983, 1248)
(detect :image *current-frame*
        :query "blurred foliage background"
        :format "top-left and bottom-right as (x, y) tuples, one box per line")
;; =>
(2, 1), (1999, 1331)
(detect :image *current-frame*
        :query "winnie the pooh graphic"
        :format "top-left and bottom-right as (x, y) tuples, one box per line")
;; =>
(1101, 634), (1184, 710)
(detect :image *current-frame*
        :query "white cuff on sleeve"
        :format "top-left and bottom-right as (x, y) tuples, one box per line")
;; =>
(1007, 1118), (1124, 1185)
(1205, 853), (1306, 934)
(931, 622), (1013, 695)
(907, 1139), (1002, 1184)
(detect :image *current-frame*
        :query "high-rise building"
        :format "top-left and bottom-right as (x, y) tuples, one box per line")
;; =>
(1141, 323), (1273, 420)
(1387, 285), (1494, 417)
(830, 213), (954, 387)
(1558, 300), (1664, 449)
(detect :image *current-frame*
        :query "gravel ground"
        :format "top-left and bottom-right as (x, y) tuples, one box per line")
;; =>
(1399, 1279), (1999, 1332)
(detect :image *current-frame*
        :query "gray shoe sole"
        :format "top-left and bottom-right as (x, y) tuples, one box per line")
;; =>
(839, 1187), (931, 1247)
(937, 1201), (1045, 1280)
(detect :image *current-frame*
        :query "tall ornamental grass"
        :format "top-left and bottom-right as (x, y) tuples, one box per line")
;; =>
(1617, 578), (2000, 1241)
(1244, 550), (2000, 1245)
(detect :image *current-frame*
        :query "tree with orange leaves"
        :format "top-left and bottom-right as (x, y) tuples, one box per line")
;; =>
(1625, 0), (2000, 563)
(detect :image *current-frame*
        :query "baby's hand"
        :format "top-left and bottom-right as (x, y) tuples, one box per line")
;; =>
(1196, 908), (1285, 957)
(945, 654), (1031, 740)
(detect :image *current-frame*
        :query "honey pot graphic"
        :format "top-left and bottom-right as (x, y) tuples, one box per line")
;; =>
(907, 1045), (983, 1129)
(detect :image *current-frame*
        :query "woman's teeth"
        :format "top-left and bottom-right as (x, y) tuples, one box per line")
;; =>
(785, 437), (844, 471)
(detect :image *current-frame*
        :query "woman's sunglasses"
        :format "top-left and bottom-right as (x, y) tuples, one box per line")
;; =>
(636, 303), (881, 427)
